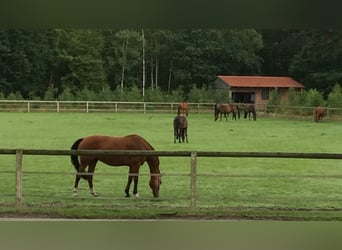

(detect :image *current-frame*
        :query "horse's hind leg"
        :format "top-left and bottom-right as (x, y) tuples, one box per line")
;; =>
(73, 175), (82, 196)
(124, 176), (133, 197)
(73, 161), (88, 196)
(87, 161), (98, 197)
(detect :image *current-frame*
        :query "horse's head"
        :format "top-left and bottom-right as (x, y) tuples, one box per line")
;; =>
(149, 174), (161, 198)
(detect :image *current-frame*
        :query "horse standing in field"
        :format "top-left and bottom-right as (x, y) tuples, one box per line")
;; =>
(70, 134), (161, 198)
(177, 102), (188, 117)
(214, 103), (240, 121)
(314, 106), (324, 122)
(243, 104), (257, 121)
(173, 115), (188, 143)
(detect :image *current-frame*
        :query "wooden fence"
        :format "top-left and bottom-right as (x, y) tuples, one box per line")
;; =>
(0, 100), (342, 120)
(2, 149), (342, 209)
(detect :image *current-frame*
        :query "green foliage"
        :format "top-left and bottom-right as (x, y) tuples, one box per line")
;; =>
(188, 85), (215, 102)
(289, 30), (342, 96)
(58, 87), (73, 101)
(287, 88), (306, 106)
(327, 84), (342, 108)
(266, 88), (281, 112)
(97, 85), (115, 101)
(305, 88), (325, 107)
(144, 87), (165, 102)
(268, 87), (281, 105)
(44, 86), (57, 100)
(1, 29), (342, 102)
(7, 91), (23, 100)
(76, 87), (97, 101)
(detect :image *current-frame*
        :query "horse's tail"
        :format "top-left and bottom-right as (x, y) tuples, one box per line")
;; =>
(71, 138), (87, 179)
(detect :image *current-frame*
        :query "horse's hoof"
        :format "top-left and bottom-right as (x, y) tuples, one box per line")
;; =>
(91, 192), (98, 197)
(72, 193), (78, 197)
(134, 193), (139, 198)
(125, 194), (130, 198)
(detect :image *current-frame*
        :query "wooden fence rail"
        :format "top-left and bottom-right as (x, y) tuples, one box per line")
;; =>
(1, 149), (342, 208)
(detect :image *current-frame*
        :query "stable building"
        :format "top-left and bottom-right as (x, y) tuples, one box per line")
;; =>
(214, 75), (304, 106)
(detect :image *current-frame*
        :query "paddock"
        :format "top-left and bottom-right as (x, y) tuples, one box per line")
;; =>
(1, 111), (342, 219)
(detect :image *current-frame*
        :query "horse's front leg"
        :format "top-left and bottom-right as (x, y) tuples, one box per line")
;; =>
(125, 166), (140, 198)
(132, 174), (139, 197)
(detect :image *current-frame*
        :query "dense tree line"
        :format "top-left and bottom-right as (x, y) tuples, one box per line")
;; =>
(0, 29), (341, 102)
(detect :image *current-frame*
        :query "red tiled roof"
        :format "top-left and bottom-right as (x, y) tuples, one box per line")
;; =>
(218, 76), (304, 88)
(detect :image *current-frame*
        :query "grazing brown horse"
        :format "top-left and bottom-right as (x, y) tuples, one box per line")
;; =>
(214, 103), (240, 121)
(71, 134), (161, 198)
(178, 102), (188, 116)
(314, 106), (324, 122)
(243, 104), (256, 121)
(173, 115), (188, 143)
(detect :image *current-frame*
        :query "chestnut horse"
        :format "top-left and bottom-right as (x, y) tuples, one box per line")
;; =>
(214, 103), (240, 121)
(177, 102), (188, 116)
(243, 104), (257, 121)
(314, 106), (324, 122)
(71, 134), (161, 198)
(173, 115), (188, 143)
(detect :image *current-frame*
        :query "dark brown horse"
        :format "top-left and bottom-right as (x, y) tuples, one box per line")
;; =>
(71, 134), (161, 198)
(243, 104), (256, 120)
(214, 103), (240, 121)
(314, 106), (324, 122)
(173, 115), (188, 143)
(177, 102), (188, 117)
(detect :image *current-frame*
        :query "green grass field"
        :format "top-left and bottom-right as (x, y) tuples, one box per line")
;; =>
(1, 112), (342, 220)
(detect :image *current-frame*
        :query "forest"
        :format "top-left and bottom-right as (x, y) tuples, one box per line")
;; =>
(0, 29), (342, 102)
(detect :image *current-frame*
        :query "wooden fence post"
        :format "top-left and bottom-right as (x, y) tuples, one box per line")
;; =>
(15, 149), (23, 207)
(190, 152), (197, 209)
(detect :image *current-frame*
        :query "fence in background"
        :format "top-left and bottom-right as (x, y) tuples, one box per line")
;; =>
(2, 149), (342, 209)
(0, 100), (342, 120)
(0, 100), (214, 114)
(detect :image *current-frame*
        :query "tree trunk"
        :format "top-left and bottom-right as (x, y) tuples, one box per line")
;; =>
(155, 56), (159, 89)
(168, 58), (172, 92)
(120, 37), (128, 92)
(142, 29), (145, 98)
(150, 56), (154, 90)
(120, 64), (125, 92)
